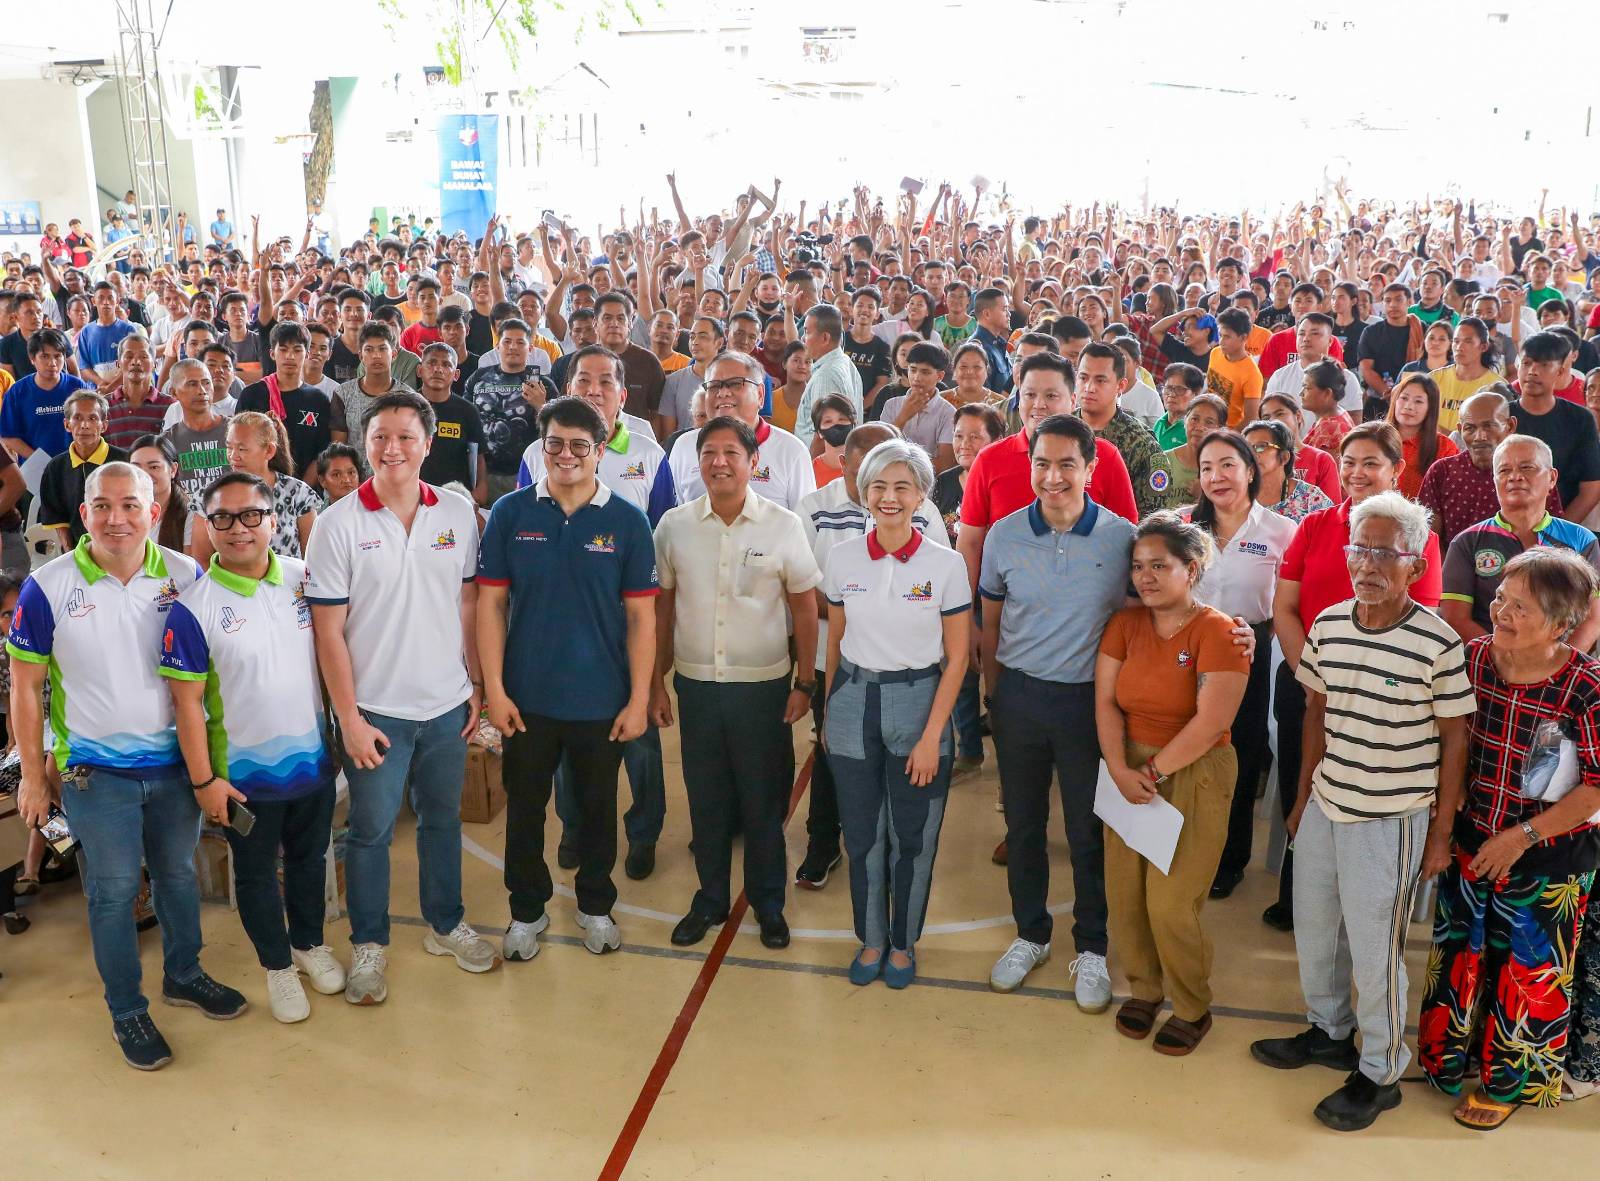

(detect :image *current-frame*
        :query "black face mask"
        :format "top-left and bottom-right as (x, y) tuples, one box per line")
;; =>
(818, 423), (852, 447)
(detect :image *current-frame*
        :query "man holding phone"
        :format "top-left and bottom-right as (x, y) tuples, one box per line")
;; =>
(8, 461), (246, 1071)
(160, 471), (345, 1025)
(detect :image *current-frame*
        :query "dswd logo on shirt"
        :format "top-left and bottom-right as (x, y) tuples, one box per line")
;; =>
(432, 528), (457, 550)
(586, 533), (616, 554)
(903, 580), (934, 602)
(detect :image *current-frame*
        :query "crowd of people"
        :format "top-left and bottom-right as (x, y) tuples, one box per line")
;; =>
(3, 178), (1600, 1135)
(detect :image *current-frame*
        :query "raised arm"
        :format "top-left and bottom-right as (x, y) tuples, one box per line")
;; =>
(666, 173), (692, 235)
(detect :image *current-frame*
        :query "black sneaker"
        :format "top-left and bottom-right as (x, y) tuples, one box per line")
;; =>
(1250, 1026), (1359, 1072)
(1314, 1070), (1402, 1132)
(1261, 901), (1294, 932)
(112, 1012), (174, 1071)
(557, 843), (580, 870)
(1209, 867), (1244, 899)
(794, 845), (841, 890)
(162, 971), (248, 1020)
(624, 843), (656, 881)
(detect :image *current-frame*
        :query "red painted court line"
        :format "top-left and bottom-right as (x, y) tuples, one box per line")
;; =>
(598, 751), (815, 1181)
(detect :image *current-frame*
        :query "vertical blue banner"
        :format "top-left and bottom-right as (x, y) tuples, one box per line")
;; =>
(437, 114), (499, 237)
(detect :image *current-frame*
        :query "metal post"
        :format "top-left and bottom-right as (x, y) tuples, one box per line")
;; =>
(113, 0), (176, 262)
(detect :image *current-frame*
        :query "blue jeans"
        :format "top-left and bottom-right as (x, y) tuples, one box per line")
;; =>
(61, 766), (204, 1019)
(554, 726), (665, 847)
(341, 703), (469, 946)
(952, 670), (983, 761)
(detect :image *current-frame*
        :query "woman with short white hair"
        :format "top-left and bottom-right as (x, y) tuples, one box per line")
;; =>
(823, 439), (970, 990)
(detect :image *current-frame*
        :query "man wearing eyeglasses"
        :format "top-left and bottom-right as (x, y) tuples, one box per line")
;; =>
(161, 471), (343, 1025)
(514, 346), (672, 879)
(1252, 491), (1473, 1132)
(665, 349), (816, 511)
(479, 396), (658, 960)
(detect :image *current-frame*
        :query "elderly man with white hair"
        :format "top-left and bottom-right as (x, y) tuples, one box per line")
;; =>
(10, 461), (246, 1072)
(1251, 490), (1475, 1132)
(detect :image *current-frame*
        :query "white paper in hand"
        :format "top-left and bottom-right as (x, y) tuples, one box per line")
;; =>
(1093, 761), (1185, 876)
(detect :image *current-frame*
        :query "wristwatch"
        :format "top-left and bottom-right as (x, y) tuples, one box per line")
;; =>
(794, 679), (818, 696)
(1520, 820), (1540, 847)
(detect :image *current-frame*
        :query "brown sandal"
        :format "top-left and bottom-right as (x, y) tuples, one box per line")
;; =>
(1153, 1012), (1213, 1056)
(1115, 998), (1162, 1040)
(1453, 1089), (1518, 1131)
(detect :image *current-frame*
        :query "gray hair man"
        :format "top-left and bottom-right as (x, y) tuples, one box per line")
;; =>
(10, 460), (243, 1070)
(1252, 491), (1475, 1132)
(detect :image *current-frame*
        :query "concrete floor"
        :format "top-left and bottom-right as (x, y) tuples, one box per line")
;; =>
(5, 730), (1591, 1179)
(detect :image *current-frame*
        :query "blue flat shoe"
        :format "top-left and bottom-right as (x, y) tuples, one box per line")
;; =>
(849, 947), (884, 986)
(884, 951), (916, 990)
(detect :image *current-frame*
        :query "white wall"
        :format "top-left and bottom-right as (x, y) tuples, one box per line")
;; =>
(0, 80), (100, 258)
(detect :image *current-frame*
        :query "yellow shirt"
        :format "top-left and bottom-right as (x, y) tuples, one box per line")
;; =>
(768, 386), (800, 435)
(1429, 366), (1500, 432)
(660, 351), (692, 375)
(1207, 348), (1265, 429)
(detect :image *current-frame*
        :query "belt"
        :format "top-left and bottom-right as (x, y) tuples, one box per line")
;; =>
(839, 659), (942, 685)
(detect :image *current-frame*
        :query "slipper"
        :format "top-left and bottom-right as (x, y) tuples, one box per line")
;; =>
(1453, 1089), (1518, 1131)
(13, 875), (39, 897)
(1562, 1077), (1600, 1102)
(1153, 1012), (1213, 1056)
(1115, 998), (1161, 1040)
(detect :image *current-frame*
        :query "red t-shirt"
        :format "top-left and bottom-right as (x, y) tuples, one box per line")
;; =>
(1510, 377), (1585, 407)
(959, 431), (1139, 528)
(1279, 498), (1442, 630)
(399, 321), (442, 354)
(1257, 328), (1345, 380)
(1296, 444), (1342, 502)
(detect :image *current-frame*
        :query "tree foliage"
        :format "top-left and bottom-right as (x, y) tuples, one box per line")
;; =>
(378, 0), (649, 86)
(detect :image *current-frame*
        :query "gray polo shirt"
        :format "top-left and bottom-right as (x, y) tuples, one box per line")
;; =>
(978, 498), (1135, 684)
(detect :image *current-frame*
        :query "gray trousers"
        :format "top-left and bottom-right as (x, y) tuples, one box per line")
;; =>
(1292, 799), (1428, 1085)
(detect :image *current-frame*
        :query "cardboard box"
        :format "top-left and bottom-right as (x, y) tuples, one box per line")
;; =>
(0, 790), (29, 870)
(461, 744), (505, 824)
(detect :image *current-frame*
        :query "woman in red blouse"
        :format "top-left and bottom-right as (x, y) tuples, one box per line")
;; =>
(1263, 421), (1443, 931)
(1416, 548), (1600, 1128)
(1385, 373), (1458, 499)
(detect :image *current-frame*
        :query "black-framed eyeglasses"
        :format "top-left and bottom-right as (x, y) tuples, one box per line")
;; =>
(542, 437), (594, 457)
(205, 508), (269, 530)
(703, 377), (757, 396)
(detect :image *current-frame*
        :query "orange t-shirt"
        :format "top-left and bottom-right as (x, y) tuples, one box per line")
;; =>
(1206, 348), (1264, 429)
(1245, 324), (1271, 358)
(813, 456), (843, 488)
(1099, 604), (1249, 748)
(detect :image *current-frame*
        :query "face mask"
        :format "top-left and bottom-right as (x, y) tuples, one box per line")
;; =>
(818, 423), (852, 447)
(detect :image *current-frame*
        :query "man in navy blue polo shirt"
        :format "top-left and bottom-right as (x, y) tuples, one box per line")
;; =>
(478, 395), (658, 960)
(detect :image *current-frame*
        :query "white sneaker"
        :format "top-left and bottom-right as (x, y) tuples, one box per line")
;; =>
(1069, 951), (1112, 1013)
(989, 938), (1050, 992)
(424, 921), (501, 973)
(291, 944), (347, 995)
(575, 910), (621, 954)
(345, 943), (388, 1005)
(266, 967), (311, 1024)
(503, 914), (550, 962)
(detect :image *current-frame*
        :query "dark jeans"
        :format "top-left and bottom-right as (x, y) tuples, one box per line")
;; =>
(1217, 622), (1275, 878)
(503, 714), (624, 920)
(554, 726), (665, 848)
(224, 782), (337, 970)
(991, 668), (1106, 954)
(1273, 661), (1307, 910)
(805, 678), (840, 852)
(675, 674), (791, 920)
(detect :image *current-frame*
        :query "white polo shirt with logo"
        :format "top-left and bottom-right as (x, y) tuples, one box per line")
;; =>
(823, 530), (970, 671)
(158, 553), (333, 801)
(514, 412), (666, 514)
(6, 538), (200, 770)
(799, 477), (948, 673)
(1190, 500), (1299, 624)
(667, 418), (817, 512)
(304, 479), (479, 721)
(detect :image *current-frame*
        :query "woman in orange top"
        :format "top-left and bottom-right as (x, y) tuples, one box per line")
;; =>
(768, 341), (809, 435)
(1095, 512), (1249, 1056)
(810, 393), (856, 488)
(1385, 372), (1458, 499)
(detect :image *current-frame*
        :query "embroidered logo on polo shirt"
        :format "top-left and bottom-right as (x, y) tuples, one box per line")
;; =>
(1149, 469), (1170, 493)
(220, 606), (246, 634)
(155, 579), (180, 611)
(431, 529), (457, 550)
(751, 464), (772, 483)
(903, 580), (934, 602)
(1176, 649), (1193, 667)
(1239, 540), (1269, 556)
(585, 533), (617, 554)
(358, 539), (383, 551)
(65, 588), (95, 620)
(621, 461), (646, 480)
(1474, 549), (1505, 577)
(437, 421), (462, 439)
(514, 531), (547, 543)
(293, 582), (312, 628)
